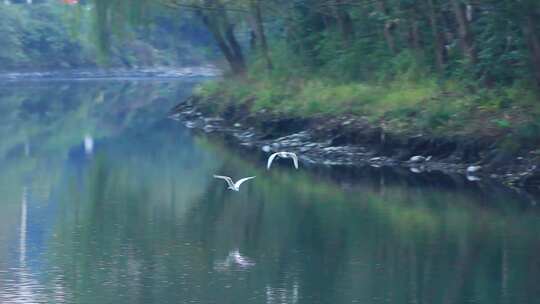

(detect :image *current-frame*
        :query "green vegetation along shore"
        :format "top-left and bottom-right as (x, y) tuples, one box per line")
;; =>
(195, 66), (540, 152)
(10, 0), (540, 182)
(78, 0), (540, 152)
(171, 0), (540, 154)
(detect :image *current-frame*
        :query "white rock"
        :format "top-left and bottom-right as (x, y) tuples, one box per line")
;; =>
(262, 145), (271, 152)
(466, 165), (482, 173)
(204, 117), (223, 123)
(410, 167), (423, 173)
(409, 155), (432, 163)
(466, 175), (481, 181)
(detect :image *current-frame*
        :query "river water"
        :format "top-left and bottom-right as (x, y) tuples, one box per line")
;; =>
(0, 76), (539, 304)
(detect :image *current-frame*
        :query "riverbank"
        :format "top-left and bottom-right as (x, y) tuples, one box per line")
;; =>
(170, 80), (540, 190)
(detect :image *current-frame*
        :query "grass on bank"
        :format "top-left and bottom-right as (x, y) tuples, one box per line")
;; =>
(195, 64), (540, 150)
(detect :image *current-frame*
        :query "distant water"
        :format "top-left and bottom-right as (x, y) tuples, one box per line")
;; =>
(0, 66), (220, 81)
(0, 74), (539, 304)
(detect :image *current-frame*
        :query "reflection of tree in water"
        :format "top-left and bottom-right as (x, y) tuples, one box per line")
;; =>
(16, 116), (540, 304)
(0, 80), (195, 159)
(174, 144), (361, 303)
(168, 138), (540, 304)
(41, 116), (219, 302)
(0, 79), (197, 218)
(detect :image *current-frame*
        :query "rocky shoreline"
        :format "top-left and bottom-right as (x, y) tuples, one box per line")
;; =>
(170, 95), (540, 190)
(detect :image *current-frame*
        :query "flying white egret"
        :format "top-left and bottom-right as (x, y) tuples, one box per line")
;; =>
(213, 175), (256, 191)
(267, 152), (299, 170)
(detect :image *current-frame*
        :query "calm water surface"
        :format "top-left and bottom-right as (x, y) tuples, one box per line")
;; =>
(0, 77), (539, 304)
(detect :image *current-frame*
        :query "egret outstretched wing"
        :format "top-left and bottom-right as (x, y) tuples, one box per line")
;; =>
(267, 153), (279, 170)
(234, 176), (256, 189)
(214, 175), (234, 188)
(287, 152), (299, 169)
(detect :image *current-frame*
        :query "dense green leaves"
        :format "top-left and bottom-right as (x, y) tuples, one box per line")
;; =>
(0, 3), (92, 69)
(0, 1), (214, 70)
(3, 0), (540, 91)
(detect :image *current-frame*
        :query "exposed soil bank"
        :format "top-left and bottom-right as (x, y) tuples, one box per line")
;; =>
(171, 95), (540, 190)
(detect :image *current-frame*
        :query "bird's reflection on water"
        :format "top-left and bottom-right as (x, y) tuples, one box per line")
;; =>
(83, 134), (94, 156)
(214, 249), (256, 271)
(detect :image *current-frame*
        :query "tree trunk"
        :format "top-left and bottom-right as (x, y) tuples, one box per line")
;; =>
(376, 0), (397, 54)
(427, 0), (446, 72)
(450, 0), (476, 64)
(218, 0), (246, 75)
(522, 14), (540, 87)
(250, 0), (273, 70)
(407, 7), (421, 51)
(249, 30), (257, 50)
(223, 22), (246, 74)
(333, 0), (355, 46)
(199, 12), (245, 75)
(195, 0), (246, 76)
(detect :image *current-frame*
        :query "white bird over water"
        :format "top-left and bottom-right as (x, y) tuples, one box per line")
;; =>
(267, 152), (299, 170)
(213, 175), (256, 191)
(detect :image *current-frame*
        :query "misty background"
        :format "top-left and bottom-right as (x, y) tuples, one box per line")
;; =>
(0, 0), (218, 70)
